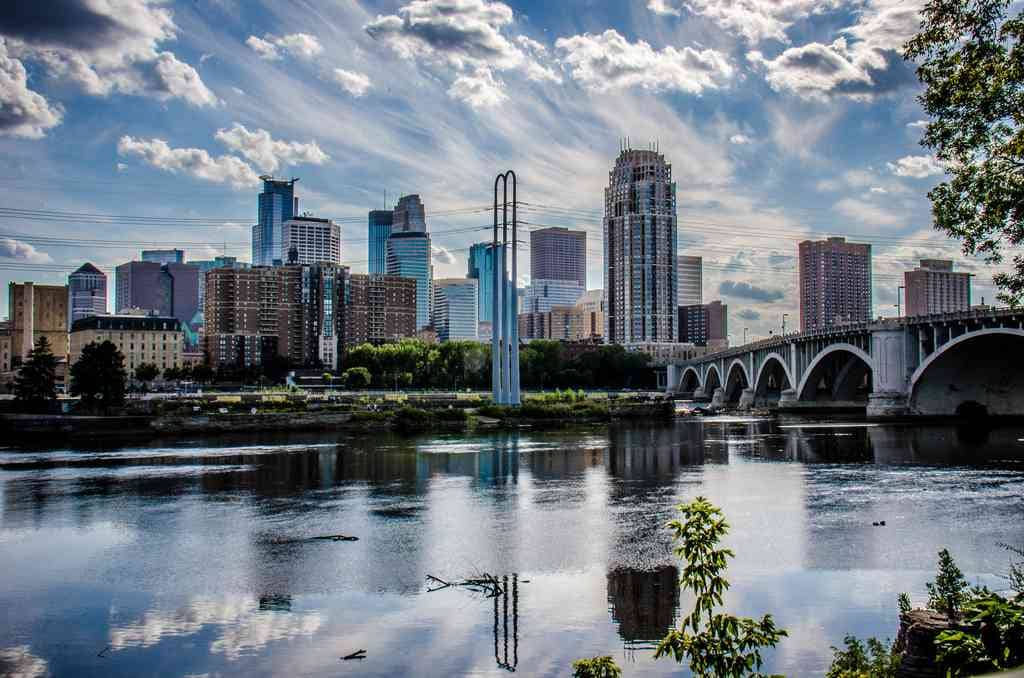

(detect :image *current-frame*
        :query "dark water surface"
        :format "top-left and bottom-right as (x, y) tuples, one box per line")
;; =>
(2, 417), (1024, 677)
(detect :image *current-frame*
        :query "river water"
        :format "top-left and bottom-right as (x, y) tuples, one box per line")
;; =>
(1, 417), (1023, 677)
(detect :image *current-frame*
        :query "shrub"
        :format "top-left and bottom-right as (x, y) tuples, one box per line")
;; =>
(826, 636), (900, 678)
(393, 406), (432, 433)
(571, 656), (621, 678)
(927, 548), (969, 617)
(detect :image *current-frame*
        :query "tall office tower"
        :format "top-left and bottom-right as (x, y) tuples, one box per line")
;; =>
(799, 236), (873, 331)
(282, 216), (341, 265)
(523, 279), (584, 313)
(531, 226), (586, 287)
(678, 300), (728, 348)
(432, 278), (478, 342)
(115, 261), (201, 346)
(204, 266), (304, 368)
(252, 176), (298, 266)
(343, 274), (417, 345)
(300, 264), (347, 369)
(677, 255), (702, 306)
(393, 194), (426, 233)
(386, 231), (432, 329)
(604, 146), (678, 344)
(904, 259), (971, 316)
(468, 242), (497, 324)
(368, 209), (394, 274)
(141, 249), (184, 264)
(8, 282), (69, 361)
(68, 263), (107, 325)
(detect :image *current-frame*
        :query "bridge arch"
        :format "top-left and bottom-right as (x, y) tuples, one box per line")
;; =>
(724, 359), (751, 403)
(797, 343), (875, 403)
(704, 363), (723, 394)
(754, 352), (794, 402)
(679, 366), (702, 393)
(909, 328), (1024, 416)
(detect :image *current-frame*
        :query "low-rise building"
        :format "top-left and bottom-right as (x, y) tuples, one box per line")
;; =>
(70, 314), (183, 377)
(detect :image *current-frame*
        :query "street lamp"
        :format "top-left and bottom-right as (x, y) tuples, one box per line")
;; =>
(743, 327), (749, 344)
(897, 285), (905, 317)
(782, 313), (789, 335)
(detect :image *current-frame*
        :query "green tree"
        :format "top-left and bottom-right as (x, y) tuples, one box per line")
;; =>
(927, 548), (969, 617)
(571, 656), (622, 678)
(905, 0), (1024, 304)
(134, 362), (159, 389)
(192, 362), (214, 384)
(13, 336), (58, 410)
(163, 366), (180, 381)
(69, 340), (127, 410)
(654, 496), (787, 677)
(826, 636), (900, 678)
(935, 593), (1024, 676)
(342, 367), (371, 389)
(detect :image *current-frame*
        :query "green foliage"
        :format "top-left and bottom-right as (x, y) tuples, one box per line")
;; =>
(1002, 543), (1024, 595)
(392, 406), (432, 433)
(571, 655), (622, 678)
(134, 362), (159, 383)
(926, 549), (970, 617)
(904, 0), (1024, 304)
(13, 336), (58, 409)
(935, 593), (1024, 676)
(69, 340), (127, 410)
(825, 636), (900, 678)
(654, 496), (788, 677)
(342, 367), (372, 389)
(191, 363), (214, 384)
(898, 592), (913, 616)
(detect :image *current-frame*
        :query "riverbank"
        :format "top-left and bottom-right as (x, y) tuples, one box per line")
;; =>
(0, 396), (676, 443)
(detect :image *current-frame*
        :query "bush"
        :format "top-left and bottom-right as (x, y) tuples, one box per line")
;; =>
(927, 548), (970, 617)
(826, 636), (899, 678)
(393, 406), (432, 433)
(571, 656), (621, 678)
(936, 593), (1024, 676)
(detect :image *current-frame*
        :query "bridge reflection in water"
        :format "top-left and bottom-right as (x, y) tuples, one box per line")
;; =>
(607, 566), (680, 660)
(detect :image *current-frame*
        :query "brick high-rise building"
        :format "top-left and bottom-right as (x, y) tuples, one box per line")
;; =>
(678, 300), (727, 348)
(604, 147), (678, 344)
(531, 226), (586, 287)
(8, 282), (69, 361)
(342, 274), (417, 346)
(798, 237), (872, 332)
(904, 259), (971, 317)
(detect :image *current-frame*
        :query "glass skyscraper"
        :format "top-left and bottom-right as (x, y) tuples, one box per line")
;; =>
(432, 278), (478, 342)
(368, 210), (393, 274)
(252, 176), (297, 266)
(141, 249), (184, 264)
(467, 242), (496, 325)
(393, 194), (426, 233)
(386, 231), (432, 330)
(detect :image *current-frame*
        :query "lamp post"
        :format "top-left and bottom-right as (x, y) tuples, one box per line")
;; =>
(897, 285), (905, 317)
(743, 327), (749, 344)
(782, 313), (789, 335)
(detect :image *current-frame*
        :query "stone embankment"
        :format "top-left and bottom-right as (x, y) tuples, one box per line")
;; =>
(894, 609), (952, 678)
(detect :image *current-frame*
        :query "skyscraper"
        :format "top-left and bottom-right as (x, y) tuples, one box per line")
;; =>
(68, 262), (107, 325)
(368, 210), (394, 274)
(252, 176), (298, 266)
(522, 279), (584, 313)
(191, 256), (248, 312)
(604, 147), (678, 344)
(678, 300), (727, 348)
(677, 255), (702, 306)
(115, 261), (201, 346)
(141, 249), (184, 264)
(393, 194), (426, 233)
(432, 278), (479, 342)
(531, 226), (586, 287)
(798, 236), (872, 332)
(282, 216), (341, 265)
(904, 259), (971, 316)
(386, 231), (432, 329)
(342, 274), (417, 346)
(468, 242), (497, 324)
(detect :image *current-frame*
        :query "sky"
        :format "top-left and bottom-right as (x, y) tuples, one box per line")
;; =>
(0, 0), (1012, 340)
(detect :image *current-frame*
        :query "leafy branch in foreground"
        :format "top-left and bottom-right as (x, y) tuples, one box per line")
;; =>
(654, 496), (788, 677)
(571, 655), (622, 678)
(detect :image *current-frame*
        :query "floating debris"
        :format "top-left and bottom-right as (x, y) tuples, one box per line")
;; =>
(342, 649), (367, 661)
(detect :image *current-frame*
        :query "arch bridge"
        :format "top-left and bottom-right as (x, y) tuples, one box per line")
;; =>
(666, 308), (1024, 417)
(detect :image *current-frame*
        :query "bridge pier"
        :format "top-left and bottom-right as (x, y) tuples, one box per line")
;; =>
(778, 389), (797, 407)
(710, 387), (725, 409)
(692, 387), (708, 401)
(868, 328), (908, 418)
(867, 392), (908, 418)
(738, 388), (755, 410)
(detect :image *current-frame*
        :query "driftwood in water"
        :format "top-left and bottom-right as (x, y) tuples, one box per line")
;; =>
(426, 572), (503, 597)
(342, 649), (367, 661)
(311, 534), (359, 542)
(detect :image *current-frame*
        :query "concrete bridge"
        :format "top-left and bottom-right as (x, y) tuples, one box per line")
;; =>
(666, 307), (1024, 418)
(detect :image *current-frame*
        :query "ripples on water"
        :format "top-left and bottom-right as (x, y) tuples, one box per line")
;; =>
(1, 418), (1023, 677)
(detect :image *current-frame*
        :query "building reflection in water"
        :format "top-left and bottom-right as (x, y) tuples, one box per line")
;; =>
(606, 566), (680, 657)
(492, 574), (519, 672)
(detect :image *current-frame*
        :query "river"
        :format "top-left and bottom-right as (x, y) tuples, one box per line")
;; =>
(1, 417), (1023, 677)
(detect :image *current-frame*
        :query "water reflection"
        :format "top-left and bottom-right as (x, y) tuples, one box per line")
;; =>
(1, 419), (1023, 677)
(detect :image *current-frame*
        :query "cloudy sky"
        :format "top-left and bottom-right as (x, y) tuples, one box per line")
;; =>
(0, 0), (1009, 338)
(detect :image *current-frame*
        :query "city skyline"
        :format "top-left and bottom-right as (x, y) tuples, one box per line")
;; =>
(0, 0), (1016, 340)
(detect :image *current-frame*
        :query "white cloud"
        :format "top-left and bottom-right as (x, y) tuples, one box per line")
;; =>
(117, 136), (259, 189)
(0, 39), (63, 138)
(887, 154), (944, 178)
(730, 133), (752, 145)
(432, 244), (456, 264)
(245, 33), (323, 61)
(447, 67), (507, 107)
(649, 0), (844, 43)
(555, 30), (733, 94)
(835, 196), (902, 226)
(214, 123), (329, 173)
(2, 0), (216, 107)
(0, 237), (52, 263)
(907, 119), (928, 128)
(869, 186), (888, 194)
(116, 162), (128, 172)
(332, 68), (372, 97)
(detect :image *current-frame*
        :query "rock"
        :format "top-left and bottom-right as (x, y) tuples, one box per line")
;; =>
(895, 609), (952, 678)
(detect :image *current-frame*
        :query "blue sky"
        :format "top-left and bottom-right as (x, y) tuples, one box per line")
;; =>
(0, 0), (1007, 339)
